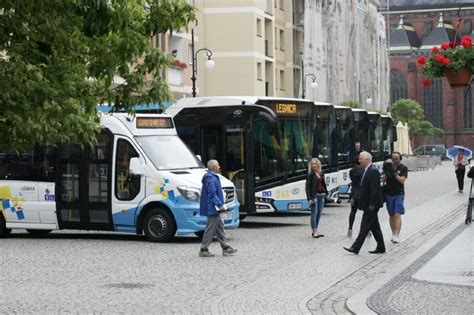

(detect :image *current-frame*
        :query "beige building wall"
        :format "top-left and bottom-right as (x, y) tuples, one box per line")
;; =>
(193, 0), (298, 98)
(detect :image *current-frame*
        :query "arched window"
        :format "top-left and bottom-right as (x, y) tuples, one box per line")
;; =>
(390, 70), (408, 105)
(422, 78), (443, 128)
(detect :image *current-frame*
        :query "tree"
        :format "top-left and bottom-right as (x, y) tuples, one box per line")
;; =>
(0, 0), (195, 151)
(391, 99), (445, 141)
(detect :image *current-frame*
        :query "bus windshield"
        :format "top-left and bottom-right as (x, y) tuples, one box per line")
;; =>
(136, 135), (204, 170)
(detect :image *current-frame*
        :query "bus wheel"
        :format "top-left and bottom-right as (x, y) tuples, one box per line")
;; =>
(143, 208), (176, 242)
(27, 229), (52, 236)
(0, 215), (11, 238)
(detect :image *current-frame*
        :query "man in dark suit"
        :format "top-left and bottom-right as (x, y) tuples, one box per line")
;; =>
(344, 151), (386, 254)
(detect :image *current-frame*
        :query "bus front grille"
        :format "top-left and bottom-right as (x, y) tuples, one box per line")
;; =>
(223, 187), (235, 203)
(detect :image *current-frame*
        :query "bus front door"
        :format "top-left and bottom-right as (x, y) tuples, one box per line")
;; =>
(200, 124), (253, 215)
(56, 131), (113, 231)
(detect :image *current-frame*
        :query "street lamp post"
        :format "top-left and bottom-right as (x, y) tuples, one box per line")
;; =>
(301, 73), (317, 99)
(191, 28), (215, 97)
(359, 91), (373, 107)
(301, 61), (317, 99)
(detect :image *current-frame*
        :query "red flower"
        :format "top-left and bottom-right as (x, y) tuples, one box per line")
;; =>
(421, 78), (432, 87)
(440, 43), (450, 50)
(431, 47), (439, 54)
(435, 54), (450, 65)
(461, 36), (472, 48)
(417, 55), (426, 66)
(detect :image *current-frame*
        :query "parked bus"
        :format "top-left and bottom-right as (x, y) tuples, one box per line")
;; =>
(0, 112), (240, 241)
(367, 111), (384, 169)
(167, 97), (339, 216)
(381, 114), (397, 160)
(334, 105), (355, 195)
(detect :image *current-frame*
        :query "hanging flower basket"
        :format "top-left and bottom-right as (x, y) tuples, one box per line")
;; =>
(417, 35), (474, 89)
(445, 67), (472, 88)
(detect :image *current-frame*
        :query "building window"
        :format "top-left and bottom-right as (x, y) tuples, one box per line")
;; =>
(279, 29), (285, 51)
(422, 20), (433, 37)
(389, 70), (407, 105)
(422, 78), (443, 128)
(275, 27), (278, 49)
(257, 18), (262, 37)
(464, 87), (474, 129)
(461, 19), (472, 36)
(257, 62), (263, 81)
(279, 0), (284, 10)
(280, 70), (285, 90)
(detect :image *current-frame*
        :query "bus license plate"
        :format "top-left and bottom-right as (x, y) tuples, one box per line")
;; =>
(220, 212), (233, 221)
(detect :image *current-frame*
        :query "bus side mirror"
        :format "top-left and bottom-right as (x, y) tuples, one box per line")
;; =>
(129, 157), (143, 175)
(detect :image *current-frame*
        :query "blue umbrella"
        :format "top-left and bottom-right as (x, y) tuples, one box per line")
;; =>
(446, 145), (473, 160)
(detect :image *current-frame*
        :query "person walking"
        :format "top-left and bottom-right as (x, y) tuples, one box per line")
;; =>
(381, 152), (408, 244)
(199, 159), (237, 257)
(343, 151), (385, 254)
(305, 158), (328, 238)
(347, 156), (364, 237)
(454, 149), (469, 193)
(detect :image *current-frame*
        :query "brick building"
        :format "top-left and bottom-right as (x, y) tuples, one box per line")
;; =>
(383, 3), (474, 149)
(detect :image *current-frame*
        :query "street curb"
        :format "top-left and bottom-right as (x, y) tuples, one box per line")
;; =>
(346, 204), (466, 314)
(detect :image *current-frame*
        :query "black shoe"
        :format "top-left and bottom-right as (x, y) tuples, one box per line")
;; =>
(343, 246), (359, 254)
(368, 249), (386, 254)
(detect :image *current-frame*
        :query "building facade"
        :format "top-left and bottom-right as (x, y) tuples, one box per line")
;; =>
(383, 2), (474, 149)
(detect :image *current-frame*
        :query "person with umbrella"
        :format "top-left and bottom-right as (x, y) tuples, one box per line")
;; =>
(453, 148), (470, 193)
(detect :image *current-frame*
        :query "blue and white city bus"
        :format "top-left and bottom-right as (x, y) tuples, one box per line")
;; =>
(334, 105), (356, 195)
(0, 112), (240, 241)
(167, 97), (340, 217)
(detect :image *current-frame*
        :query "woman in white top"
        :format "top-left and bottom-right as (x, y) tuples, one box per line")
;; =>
(454, 149), (469, 193)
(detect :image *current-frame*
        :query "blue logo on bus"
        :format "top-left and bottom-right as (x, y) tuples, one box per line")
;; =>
(262, 191), (272, 197)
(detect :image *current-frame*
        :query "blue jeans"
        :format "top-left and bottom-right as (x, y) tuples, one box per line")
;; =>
(310, 194), (325, 230)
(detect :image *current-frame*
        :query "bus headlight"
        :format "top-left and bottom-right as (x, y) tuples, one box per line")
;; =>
(177, 186), (201, 202)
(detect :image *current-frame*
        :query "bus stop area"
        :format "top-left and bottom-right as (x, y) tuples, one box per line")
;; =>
(1, 161), (472, 314)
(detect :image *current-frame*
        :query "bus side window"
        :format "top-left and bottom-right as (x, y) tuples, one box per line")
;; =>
(0, 150), (35, 180)
(115, 139), (140, 200)
(36, 146), (56, 182)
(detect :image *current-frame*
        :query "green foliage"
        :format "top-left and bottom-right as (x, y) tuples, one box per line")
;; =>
(0, 0), (196, 151)
(392, 99), (445, 141)
(340, 100), (360, 108)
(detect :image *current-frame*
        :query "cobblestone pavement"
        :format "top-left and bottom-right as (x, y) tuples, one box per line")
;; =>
(0, 162), (471, 313)
(367, 223), (473, 315)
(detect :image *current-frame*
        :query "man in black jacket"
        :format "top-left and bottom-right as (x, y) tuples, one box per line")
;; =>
(344, 151), (386, 254)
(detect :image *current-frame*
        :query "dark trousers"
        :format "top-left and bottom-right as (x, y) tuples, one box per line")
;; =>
(351, 208), (385, 252)
(348, 204), (358, 230)
(456, 168), (466, 191)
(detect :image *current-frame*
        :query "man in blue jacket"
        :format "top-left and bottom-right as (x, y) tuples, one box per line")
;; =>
(199, 159), (237, 257)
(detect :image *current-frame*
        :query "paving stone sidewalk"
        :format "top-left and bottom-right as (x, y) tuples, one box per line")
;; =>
(307, 203), (468, 314)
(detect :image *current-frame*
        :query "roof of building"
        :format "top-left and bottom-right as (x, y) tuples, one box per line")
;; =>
(389, 16), (421, 55)
(418, 13), (460, 53)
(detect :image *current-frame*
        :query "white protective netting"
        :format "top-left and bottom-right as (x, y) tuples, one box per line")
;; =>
(304, 0), (389, 111)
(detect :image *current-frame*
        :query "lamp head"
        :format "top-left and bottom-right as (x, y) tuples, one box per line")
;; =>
(205, 59), (215, 70)
(310, 81), (318, 89)
(366, 95), (372, 105)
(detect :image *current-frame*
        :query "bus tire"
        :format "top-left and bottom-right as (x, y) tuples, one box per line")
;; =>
(0, 215), (11, 238)
(27, 229), (52, 236)
(143, 208), (176, 242)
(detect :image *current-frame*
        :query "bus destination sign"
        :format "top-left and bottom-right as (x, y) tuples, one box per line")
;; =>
(274, 103), (298, 116)
(136, 117), (174, 129)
